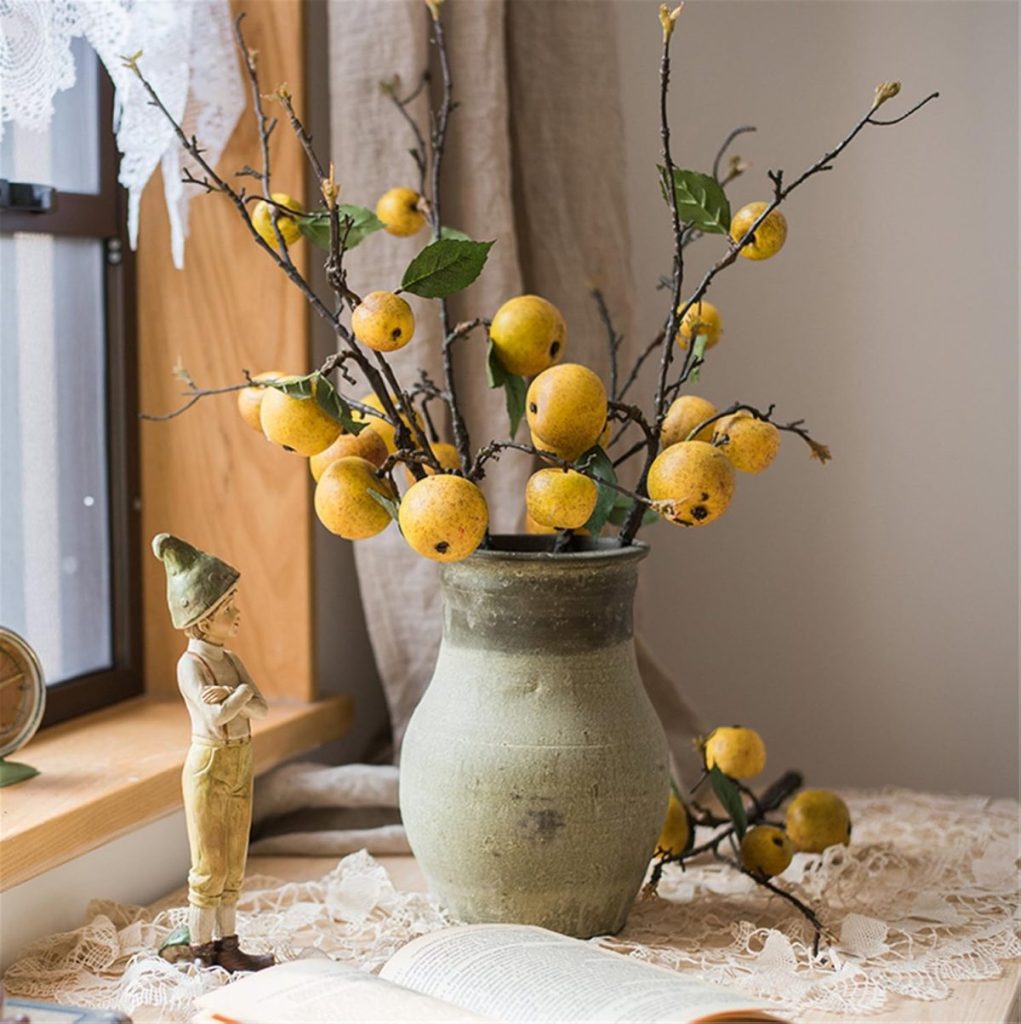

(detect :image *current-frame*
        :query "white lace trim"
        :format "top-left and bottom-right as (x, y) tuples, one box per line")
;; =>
(3, 790), (1018, 1020)
(0, 0), (243, 267)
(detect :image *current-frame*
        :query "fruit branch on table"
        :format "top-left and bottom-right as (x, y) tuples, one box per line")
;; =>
(648, 769), (804, 889)
(717, 851), (832, 958)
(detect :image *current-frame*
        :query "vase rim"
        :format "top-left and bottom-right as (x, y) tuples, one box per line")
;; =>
(466, 534), (649, 564)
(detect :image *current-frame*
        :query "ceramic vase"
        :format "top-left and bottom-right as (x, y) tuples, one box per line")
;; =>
(400, 536), (669, 938)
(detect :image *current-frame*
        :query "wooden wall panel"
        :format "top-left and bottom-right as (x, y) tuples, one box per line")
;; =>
(138, 0), (314, 701)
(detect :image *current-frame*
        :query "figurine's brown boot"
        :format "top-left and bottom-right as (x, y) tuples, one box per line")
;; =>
(190, 940), (219, 968)
(214, 934), (275, 972)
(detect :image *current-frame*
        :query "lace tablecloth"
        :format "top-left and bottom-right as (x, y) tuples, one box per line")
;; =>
(4, 789), (1019, 1021)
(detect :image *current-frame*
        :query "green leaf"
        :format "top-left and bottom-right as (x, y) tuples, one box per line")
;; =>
(298, 205), (385, 251)
(439, 226), (472, 241)
(486, 340), (526, 437)
(576, 446), (618, 535)
(709, 765), (747, 839)
(270, 374), (313, 399)
(368, 488), (401, 523)
(401, 238), (495, 299)
(659, 167), (731, 235)
(312, 374), (366, 435)
(502, 374), (527, 438)
(270, 373), (365, 434)
(689, 333), (709, 383)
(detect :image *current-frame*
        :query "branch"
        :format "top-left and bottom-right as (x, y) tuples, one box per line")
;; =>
(618, 23), (686, 545)
(233, 15), (290, 257)
(121, 54), (339, 329)
(427, 10), (472, 476)
(592, 287), (624, 401)
(470, 441), (657, 511)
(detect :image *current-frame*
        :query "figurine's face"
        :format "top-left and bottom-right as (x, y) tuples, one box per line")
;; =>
(201, 588), (241, 644)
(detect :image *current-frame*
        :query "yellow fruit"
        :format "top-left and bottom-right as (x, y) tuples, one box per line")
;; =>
(703, 726), (766, 779)
(730, 202), (787, 260)
(252, 192), (304, 249)
(712, 412), (781, 474)
(740, 826), (794, 878)
(660, 395), (717, 448)
(376, 187), (426, 237)
(490, 295), (567, 377)
(237, 371), (286, 433)
(526, 364), (607, 462)
(647, 441), (735, 527)
(260, 382), (341, 456)
(309, 427), (389, 482)
(399, 475), (488, 562)
(404, 441), (462, 484)
(656, 791), (691, 857)
(676, 300), (722, 350)
(525, 468), (598, 530)
(352, 291), (416, 353)
(785, 789), (852, 853)
(314, 456), (395, 539)
(353, 392), (424, 454)
(525, 511), (557, 535)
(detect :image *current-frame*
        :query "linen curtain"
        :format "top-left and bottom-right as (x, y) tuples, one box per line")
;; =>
(327, 0), (704, 787)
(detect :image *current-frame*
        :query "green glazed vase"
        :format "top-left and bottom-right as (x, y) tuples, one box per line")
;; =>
(399, 536), (670, 938)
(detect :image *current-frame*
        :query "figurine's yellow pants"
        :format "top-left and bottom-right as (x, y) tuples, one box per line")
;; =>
(182, 737), (253, 910)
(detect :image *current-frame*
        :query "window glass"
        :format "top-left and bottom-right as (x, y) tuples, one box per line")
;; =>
(0, 233), (112, 684)
(0, 36), (101, 195)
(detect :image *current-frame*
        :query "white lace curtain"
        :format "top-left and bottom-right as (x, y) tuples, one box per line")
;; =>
(0, 0), (243, 267)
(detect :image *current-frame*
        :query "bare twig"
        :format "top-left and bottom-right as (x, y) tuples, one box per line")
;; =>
(592, 287), (624, 401)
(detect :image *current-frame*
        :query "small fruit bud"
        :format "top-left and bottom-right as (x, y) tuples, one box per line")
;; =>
(659, 3), (683, 42)
(872, 81), (902, 111)
(120, 49), (144, 72)
(424, 0), (443, 21)
(321, 162), (340, 210)
(726, 155), (750, 180)
(379, 75), (400, 97)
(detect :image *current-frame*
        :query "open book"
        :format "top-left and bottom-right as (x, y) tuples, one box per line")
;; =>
(193, 924), (784, 1024)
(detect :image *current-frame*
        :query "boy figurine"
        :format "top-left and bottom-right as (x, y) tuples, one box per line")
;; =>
(152, 533), (275, 972)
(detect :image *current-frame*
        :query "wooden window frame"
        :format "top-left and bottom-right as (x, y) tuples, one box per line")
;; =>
(1, 71), (143, 728)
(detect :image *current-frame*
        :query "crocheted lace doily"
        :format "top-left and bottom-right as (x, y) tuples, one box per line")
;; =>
(4, 789), (1018, 1021)
(0, 0), (242, 267)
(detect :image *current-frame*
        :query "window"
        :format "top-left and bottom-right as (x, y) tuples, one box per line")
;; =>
(0, 39), (142, 727)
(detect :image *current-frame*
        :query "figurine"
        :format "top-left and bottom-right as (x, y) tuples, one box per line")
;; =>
(152, 533), (275, 973)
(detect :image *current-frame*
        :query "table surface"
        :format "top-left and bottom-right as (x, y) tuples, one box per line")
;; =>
(250, 853), (1021, 1024)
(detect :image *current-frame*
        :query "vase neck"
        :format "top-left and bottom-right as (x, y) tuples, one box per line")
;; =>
(441, 555), (642, 653)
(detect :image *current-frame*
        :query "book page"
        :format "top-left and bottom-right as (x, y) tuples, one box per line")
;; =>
(380, 925), (783, 1024)
(192, 958), (492, 1023)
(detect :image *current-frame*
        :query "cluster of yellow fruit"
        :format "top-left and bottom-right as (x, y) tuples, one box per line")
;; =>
(655, 724), (852, 881)
(240, 186), (790, 562)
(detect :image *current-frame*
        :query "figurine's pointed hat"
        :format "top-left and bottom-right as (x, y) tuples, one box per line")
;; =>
(151, 533), (240, 630)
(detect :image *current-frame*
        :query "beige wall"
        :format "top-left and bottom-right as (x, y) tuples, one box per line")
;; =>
(618, 1), (1019, 797)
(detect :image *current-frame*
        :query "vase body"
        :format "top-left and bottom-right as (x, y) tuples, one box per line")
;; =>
(400, 537), (669, 938)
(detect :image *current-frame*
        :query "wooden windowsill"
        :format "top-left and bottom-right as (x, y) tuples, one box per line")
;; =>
(0, 694), (353, 892)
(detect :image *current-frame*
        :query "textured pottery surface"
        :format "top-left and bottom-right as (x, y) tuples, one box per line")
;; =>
(400, 537), (670, 938)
